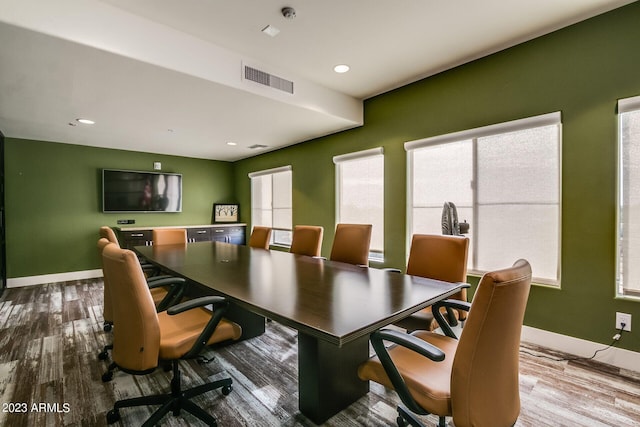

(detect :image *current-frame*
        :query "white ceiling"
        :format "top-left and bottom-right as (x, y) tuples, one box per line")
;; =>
(0, 0), (635, 161)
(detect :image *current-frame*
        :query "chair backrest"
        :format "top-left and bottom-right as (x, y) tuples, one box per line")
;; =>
(329, 223), (372, 266)
(102, 242), (161, 372)
(248, 226), (272, 249)
(98, 237), (114, 323)
(290, 225), (324, 257)
(406, 234), (469, 314)
(451, 259), (532, 427)
(153, 228), (187, 246)
(100, 226), (120, 247)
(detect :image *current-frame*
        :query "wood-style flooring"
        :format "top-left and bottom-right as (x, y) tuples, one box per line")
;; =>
(0, 279), (639, 426)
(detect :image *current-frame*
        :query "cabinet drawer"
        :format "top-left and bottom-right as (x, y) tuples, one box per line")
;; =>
(211, 228), (229, 242)
(187, 228), (212, 242)
(118, 230), (152, 249)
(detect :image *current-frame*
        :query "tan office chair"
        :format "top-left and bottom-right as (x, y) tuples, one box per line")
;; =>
(99, 225), (159, 278)
(101, 242), (242, 426)
(248, 226), (272, 249)
(98, 227), (182, 326)
(97, 237), (185, 362)
(290, 225), (324, 257)
(329, 223), (372, 266)
(358, 259), (532, 427)
(152, 228), (187, 246)
(393, 234), (469, 332)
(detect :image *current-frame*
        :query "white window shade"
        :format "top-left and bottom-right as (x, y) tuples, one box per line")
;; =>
(618, 96), (640, 298)
(250, 167), (292, 246)
(335, 148), (384, 255)
(272, 171), (292, 230)
(407, 113), (561, 285)
(475, 125), (560, 281)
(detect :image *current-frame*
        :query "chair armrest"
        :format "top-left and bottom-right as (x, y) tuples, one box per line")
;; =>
(432, 298), (471, 338)
(141, 262), (160, 276)
(167, 296), (227, 315)
(146, 274), (172, 283)
(149, 277), (187, 312)
(167, 296), (231, 359)
(369, 329), (445, 416)
(372, 329), (444, 361)
(147, 276), (185, 289)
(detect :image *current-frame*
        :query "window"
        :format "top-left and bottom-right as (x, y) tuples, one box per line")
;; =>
(334, 147), (384, 261)
(249, 166), (292, 246)
(617, 96), (640, 299)
(406, 112), (561, 285)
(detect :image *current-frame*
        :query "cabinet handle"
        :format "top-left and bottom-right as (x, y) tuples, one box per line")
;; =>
(215, 230), (224, 233)
(197, 230), (207, 234)
(131, 233), (144, 237)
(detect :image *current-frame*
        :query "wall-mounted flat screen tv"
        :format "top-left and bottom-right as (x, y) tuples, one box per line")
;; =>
(102, 169), (182, 213)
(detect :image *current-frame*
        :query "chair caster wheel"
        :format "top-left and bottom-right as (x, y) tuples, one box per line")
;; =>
(102, 371), (113, 382)
(222, 384), (232, 396)
(103, 323), (112, 332)
(396, 415), (408, 427)
(106, 409), (120, 424)
(98, 350), (108, 361)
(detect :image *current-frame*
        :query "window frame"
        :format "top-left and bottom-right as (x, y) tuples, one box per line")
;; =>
(333, 147), (385, 262)
(405, 112), (562, 286)
(248, 165), (293, 248)
(616, 95), (640, 300)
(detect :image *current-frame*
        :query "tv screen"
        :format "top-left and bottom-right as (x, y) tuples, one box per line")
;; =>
(102, 169), (182, 213)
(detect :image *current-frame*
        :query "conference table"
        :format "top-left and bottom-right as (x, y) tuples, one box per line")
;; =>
(136, 241), (463, 424)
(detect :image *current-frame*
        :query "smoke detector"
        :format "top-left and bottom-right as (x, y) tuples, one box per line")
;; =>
(281, 7), (296, 19)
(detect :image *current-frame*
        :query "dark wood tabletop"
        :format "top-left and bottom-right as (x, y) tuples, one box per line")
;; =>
(136, 241), (463, 347)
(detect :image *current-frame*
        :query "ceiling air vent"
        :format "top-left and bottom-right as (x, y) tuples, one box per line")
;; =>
(244, 65), (294, 94)
(248, 144), (269, 150)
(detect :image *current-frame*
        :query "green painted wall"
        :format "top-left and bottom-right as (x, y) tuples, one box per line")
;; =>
(5, 138), (235, 277)
(234, 3), (640, 351)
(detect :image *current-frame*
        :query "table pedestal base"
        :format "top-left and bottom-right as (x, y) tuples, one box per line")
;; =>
(298, 333), (369, 424)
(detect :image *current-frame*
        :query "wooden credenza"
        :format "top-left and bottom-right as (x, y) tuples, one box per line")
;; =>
(114, 224), (246, 249)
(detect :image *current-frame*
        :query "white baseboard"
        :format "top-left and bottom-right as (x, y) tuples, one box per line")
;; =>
(522, 325), (640, 373)
(6, 269), (103, 288)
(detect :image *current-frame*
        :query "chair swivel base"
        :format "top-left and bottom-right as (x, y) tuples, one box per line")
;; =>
(98, 344), (113, 361)
(106, 361), (232, 427)
(397, 404), (446, 427)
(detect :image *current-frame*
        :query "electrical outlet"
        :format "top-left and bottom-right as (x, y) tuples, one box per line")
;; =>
(615, 312), (632, 332)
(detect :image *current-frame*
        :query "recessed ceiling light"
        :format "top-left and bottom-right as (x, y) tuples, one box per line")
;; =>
(76, 118), (95, 125)
(227, 141), (237, 146)
(333, 64), (350, 73)
(261, 25), (280, 37)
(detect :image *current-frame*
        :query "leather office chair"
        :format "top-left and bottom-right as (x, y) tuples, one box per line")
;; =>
(152, 228), (188, 246)
(358, 259), (532, 427)
(99, 227), (183, 324)
(248, 226), (272, 249)
(97, 237), (185, 361)
(101, 242), (242, 426)
(100, 225), (160, 281)
(329, 223), (372, 266)
(393, 234), (469, 332)
(289, 225), (324, 257)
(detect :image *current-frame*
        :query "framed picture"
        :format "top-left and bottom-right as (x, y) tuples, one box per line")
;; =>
(213, 203), (239, 223)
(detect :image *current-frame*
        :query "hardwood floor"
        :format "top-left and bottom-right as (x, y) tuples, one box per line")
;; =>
(0, 279), (639, 426)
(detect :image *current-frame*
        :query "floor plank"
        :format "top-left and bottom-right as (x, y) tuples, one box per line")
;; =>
(0, 280), (638, 426)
